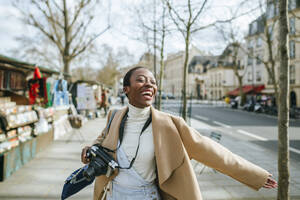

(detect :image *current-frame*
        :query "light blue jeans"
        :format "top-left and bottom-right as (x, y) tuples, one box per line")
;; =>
(106, 181), (160, 200)
(106, 146), (161, 200)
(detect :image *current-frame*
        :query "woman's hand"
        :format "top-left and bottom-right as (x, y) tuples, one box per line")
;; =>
(81, 146), (91, 164)
(263, 175), (278, 189)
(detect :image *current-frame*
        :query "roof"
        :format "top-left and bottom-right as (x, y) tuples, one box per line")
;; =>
(0, 54), (70, 76)
(247, 14), (265, 37)
(188, 55), (219, 73)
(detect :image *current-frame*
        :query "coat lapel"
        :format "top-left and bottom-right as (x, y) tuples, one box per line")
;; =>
(151, 106), (185, 186)
(101, 107), (128, 156)
(101, 106), (185, 186)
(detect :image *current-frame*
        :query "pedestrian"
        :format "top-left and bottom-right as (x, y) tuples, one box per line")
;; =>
(81, 66), (277, 200)
(99, 89), (108, 116)
(120, 92), (125, 106)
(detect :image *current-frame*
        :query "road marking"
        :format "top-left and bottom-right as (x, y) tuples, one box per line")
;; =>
(290, 147), (300, 155)
(213, 121), (231, 128)
(195, 115), (209, 121)
(237, 129), (268, 141)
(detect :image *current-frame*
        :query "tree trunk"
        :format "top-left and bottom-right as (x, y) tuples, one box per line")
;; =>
(237, 76), (245, 106)
(182, 29), (190, 121)
(157, 22), (166, 111)
(277, 0), (290, 199)
(63, 56), (71, 75)
(158, 48), (164, 111)
(63, 0), (70, 75)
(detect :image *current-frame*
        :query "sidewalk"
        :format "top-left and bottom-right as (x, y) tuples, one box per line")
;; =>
(0, 115), (105, 200)
(0, 105), (299, 200)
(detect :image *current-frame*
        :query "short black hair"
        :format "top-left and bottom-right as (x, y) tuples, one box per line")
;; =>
(123, 66), (146, 87)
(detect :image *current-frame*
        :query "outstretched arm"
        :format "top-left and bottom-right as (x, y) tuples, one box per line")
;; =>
(173, 116), (272, 191)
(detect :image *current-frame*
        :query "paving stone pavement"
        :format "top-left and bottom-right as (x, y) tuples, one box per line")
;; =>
(0, 105), (299, 200)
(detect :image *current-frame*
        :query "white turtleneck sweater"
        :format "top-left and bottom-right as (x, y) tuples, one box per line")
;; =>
(120, 103), (156, 182)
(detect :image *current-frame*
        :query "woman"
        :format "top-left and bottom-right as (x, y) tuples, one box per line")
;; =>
(99, 89), (108, 116)
(82, 66), (277, 200)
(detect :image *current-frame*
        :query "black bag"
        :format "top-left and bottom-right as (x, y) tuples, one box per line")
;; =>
(61, 110), (118, 199)
(61, 165), (94, 200)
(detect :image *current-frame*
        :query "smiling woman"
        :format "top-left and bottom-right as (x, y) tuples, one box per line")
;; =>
(123, 67), (157, 108)
(82, 66), (277, 200)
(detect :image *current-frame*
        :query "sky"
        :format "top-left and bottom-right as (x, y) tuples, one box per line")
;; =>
(0, 0), (261, 69)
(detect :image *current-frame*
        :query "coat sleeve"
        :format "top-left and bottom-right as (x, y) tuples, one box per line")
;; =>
(93, 110), (113, 145)
(172, 116), (270, 191)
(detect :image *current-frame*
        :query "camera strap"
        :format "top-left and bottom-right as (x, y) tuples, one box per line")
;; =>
(117, 110), (152, 169)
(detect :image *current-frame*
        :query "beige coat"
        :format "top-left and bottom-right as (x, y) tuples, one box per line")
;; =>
(93, 106), (269, 200)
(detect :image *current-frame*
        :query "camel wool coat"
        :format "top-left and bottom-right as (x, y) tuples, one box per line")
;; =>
(93, 106), (269, 200)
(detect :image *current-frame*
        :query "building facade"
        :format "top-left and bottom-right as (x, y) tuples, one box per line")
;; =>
(245, 0), (300, 107)
(163, 46), (206, 98)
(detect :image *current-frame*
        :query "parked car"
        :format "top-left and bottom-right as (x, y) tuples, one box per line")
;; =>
(161, 93), (167, 99)
(167, 93), (175, 99)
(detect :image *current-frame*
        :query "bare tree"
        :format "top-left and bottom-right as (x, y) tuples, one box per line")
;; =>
(277, 0), (290, 198)
(248, 0), (279, 102)
(216, 23), (248, 106)
(71, 66), (97, 82)
(164, 0), (205, 120)
(157, 4), (168, 110)
(13, 0), (110, 75)
(130, 0), (171, 110)
(95, 45), (134, 88)
(10, 35), (62, 71)
(96, 52), (120, 87)
(164, 0), (235, 120)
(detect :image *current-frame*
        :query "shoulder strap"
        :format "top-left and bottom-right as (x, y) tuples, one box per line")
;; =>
(104, 109), (118, 137)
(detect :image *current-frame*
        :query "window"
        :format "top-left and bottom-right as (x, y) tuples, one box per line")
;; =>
(251, 21), (258, 34)
(237, 60), (241, 69)
(248, 57), (253, 66)
(248, 39), (253, 49)
(290, 17), (296, 35)
(290, 40), (295, 59)
(267, 3), (275, 19)
(290, 65), (295, 84)
(256, 70), (262, 82)
(268, 25), (273, 41)
(256, 55), (262, 65)
(256, 37), (262, 47)
(289, 0), (296, 10)
(248, 71), (253, 82)
(268, 75), (273, 84)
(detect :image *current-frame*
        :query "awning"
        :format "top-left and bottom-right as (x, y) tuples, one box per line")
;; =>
(227, 85), (265, 96)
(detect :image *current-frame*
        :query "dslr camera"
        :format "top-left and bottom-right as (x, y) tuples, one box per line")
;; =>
(83, 144), (119, 181)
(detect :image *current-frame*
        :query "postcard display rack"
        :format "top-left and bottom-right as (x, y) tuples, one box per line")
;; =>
(0, 97), (54, 181)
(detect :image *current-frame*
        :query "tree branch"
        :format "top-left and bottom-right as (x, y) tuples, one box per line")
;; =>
(164, 0), (187, 27)
(69, 0), (93, 29)
(69, 15), (93, 46)
(190, 0), (208, 25)
(164, 0), (186, 37)
(71, 25), (110, 58)
(27, 14), (64, 54)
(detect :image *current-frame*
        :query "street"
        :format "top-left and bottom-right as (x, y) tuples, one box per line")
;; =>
(0, 103), (299, 200)
(162, 100), (300, 161)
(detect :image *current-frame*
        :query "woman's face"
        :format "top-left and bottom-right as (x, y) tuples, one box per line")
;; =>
(124, 68), (157, 108)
